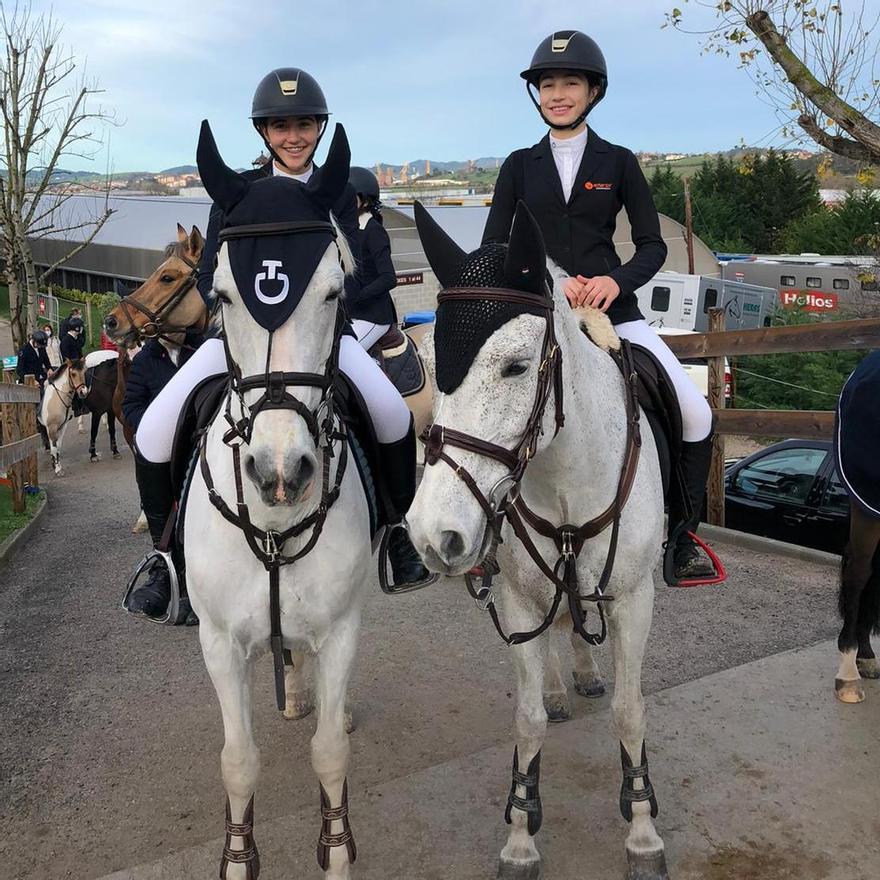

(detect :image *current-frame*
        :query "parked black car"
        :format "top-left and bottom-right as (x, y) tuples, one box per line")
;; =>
(721, 439), (849, 554)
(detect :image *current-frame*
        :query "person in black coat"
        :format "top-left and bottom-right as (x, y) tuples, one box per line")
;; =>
(483, 30), (715, 582)
(16, 330), (52, 387)
(59, 307), (82, 338)
(345, 166), (398, 349)
(122, 331), (202, 432)
(59, 316), (86, 361)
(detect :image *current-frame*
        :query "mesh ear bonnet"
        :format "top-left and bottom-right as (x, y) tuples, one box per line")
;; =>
(434, 244), (547, 393)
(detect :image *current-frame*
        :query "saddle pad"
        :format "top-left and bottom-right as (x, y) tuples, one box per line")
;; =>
(381, 336), (425, 398)
(834, 350), (880, 518)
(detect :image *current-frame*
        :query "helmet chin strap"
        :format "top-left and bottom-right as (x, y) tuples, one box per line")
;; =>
(255, 117), (329, 174)
(525, 82), (593, 131)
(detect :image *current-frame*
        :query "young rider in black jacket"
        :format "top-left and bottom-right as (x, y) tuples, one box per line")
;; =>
(484, 30), (715, 580)
(128, 69), (429, 622)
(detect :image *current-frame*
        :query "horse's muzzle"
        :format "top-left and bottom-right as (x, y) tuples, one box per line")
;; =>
(244, 449), (316, 507)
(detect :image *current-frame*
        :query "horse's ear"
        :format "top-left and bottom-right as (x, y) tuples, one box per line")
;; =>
(414, 201), (466, 288)
(188, 225), (205, 260)
(306, 123), (350, 211)
(176, 223), (187, 243)
(196, 119), (249, 213)
(504, 201), (546, 297)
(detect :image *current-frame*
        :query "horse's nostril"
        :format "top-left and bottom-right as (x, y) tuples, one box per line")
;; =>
(440, 530), (465, 562)
(104, 316), (117, 332)
(294, 454), (315, 489)
(243, 453), (258, 482)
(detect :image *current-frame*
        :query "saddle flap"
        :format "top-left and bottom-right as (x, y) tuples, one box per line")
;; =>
(379, 335), (426, 398)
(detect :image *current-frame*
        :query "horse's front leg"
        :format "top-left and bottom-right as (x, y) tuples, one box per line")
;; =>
(543, 621), (570, 722)
(609, 581), (668, 880)
(283, 650), (314, 720)
(498, 590), (549, 880)
(107, 410), (120, 457)
(201, 624), (261, 880)
(89, 413), (100, 462)
(312, 613), (360, 879)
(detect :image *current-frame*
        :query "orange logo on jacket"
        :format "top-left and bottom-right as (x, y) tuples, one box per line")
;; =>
(584, 181), (613, 191)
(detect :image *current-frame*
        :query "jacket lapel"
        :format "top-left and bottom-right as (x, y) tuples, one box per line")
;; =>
(569, 128), (610, 206)
(530, 135), (566, 208)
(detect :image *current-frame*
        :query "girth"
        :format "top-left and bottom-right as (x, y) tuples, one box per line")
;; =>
(421, 285), (642, 647)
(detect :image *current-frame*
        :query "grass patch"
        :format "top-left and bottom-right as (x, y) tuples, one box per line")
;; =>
(0, 483), (45, 543)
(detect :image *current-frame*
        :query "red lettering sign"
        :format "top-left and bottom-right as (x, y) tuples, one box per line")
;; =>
(779, 289), (839, 312)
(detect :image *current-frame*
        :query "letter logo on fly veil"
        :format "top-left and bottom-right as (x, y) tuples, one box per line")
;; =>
(254, 260), (290, 305)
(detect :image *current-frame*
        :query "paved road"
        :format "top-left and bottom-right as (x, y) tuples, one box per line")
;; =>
(0, 425), (848, 879)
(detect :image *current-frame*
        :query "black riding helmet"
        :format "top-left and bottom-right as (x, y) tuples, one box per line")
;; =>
(31, 329), (48, 346)
(520, 30), (608, 130)
(349, 166), (380, 201)
(250, 68), (330, 169)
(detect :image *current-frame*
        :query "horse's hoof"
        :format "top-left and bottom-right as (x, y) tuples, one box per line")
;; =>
(90, 454), (100, 463)
(283, 691), (314, 720)
(543, 691), (570, 723)
(573, 671), (605, 698)
(498, 855), (542, 880)
(857, 657), (880, 679)
(835, 678), (866, 703)
(112, 450), (121, 459)
(626, 848), (669, 880)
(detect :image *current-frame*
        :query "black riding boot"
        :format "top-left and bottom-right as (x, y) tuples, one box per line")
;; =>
(379, 418), (432, 590)
(668, 435), (715, 580)
(127, 452), (196, 624)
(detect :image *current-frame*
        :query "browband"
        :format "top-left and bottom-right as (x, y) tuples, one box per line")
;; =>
(218, 221), (337, 242)
(437, 287), (554, 310)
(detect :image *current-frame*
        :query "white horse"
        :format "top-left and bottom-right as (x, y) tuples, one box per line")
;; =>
(408, 203), (669, 880)
(183, 121), (370, 880)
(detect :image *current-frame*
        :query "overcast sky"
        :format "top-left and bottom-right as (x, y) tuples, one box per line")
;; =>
(29, 0), (794, 172)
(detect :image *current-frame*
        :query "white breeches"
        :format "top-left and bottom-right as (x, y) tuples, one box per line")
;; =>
(137, 336), (411, 463)
(614, 319), (713, 443)
(351, 319), (391, 350)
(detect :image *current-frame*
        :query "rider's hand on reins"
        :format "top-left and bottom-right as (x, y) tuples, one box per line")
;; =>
(576, 275), (620, 312)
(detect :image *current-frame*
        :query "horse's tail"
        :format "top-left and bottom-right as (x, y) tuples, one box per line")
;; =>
(867, 542), (880, 636)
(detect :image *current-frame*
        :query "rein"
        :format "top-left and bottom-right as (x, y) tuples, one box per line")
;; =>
(116, 253), (207, 346)
(198, 219), (349, 711)
(421, 286), (642, 647)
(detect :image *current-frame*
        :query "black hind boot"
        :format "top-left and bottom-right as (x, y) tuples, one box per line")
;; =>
(379, 417), (433, 592)
(668, 435), (715, 581)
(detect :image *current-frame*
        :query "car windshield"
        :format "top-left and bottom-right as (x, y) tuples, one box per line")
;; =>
(734, 447), (827, 504)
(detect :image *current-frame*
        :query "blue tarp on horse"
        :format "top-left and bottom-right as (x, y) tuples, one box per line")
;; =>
(834, 349), (880, 518)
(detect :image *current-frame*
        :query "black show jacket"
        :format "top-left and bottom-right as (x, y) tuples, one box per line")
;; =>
(345, 216), (398, 326)
(16, 343), (51, 384)
(482, 130), (667, 325)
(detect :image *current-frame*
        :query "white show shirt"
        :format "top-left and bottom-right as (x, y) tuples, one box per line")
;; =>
(549, 127), (588, 203)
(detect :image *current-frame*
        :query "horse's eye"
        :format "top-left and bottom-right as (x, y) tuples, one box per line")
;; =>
(324, 288), (341, 302)
(214, 289), (232, 306)
(160, 274), (175, 284)
(502, 361), (530, 378)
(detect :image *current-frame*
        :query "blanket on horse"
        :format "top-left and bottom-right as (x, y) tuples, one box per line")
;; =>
(835, 349), (880, 518)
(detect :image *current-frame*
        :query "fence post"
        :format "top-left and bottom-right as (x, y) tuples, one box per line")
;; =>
(1, 371), (26, 513)
(707, 307), (726, 527)
(24, 376), (39, 487)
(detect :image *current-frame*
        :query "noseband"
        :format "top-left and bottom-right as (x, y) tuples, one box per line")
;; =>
(115, 253), (205, 345)
(198, 219), (350, 712)
(421, 286), (642, 647)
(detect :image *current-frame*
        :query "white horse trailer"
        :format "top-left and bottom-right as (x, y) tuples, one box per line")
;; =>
(634, 271), (776, 332)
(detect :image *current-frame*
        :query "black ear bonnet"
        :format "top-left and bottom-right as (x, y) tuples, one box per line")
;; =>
(197, 119), (350, 332)
(413, 201), (551, 394)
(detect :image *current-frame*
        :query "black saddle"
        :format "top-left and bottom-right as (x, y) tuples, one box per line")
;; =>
(369, 331), (426, 398)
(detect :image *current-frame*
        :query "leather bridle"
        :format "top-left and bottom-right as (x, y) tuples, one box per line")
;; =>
(114, 254), (207, 346)
(198, 219), (349, 711)
(421, 285), (643, 647)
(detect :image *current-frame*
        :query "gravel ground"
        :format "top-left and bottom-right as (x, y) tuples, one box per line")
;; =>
(0, 426), (841, 880)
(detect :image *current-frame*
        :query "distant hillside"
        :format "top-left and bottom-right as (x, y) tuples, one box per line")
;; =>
(159, 165), (198, 176)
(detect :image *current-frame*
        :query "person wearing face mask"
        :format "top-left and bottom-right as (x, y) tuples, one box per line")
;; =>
(126, 69), (431, 624)
(42, 323), (62, 369)
(483, 30), (715, 582)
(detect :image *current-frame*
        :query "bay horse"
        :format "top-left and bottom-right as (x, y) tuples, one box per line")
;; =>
(408, 203), (669, 880)
(833, 349), (880, 703)
(183, 121), (371, 879)
(40, 351), (120, 474)
(68, 351), (121, 462)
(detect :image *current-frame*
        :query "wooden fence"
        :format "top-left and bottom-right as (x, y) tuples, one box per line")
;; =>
(663, 311), (880, 527)
(1, 373), (41, 514)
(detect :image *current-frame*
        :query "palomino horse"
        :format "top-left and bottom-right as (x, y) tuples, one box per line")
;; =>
(40, 351), (120, 475)
(184, 121), (371, 879)
(833, 350), (880, 704)
(408, 203), (669, 880)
